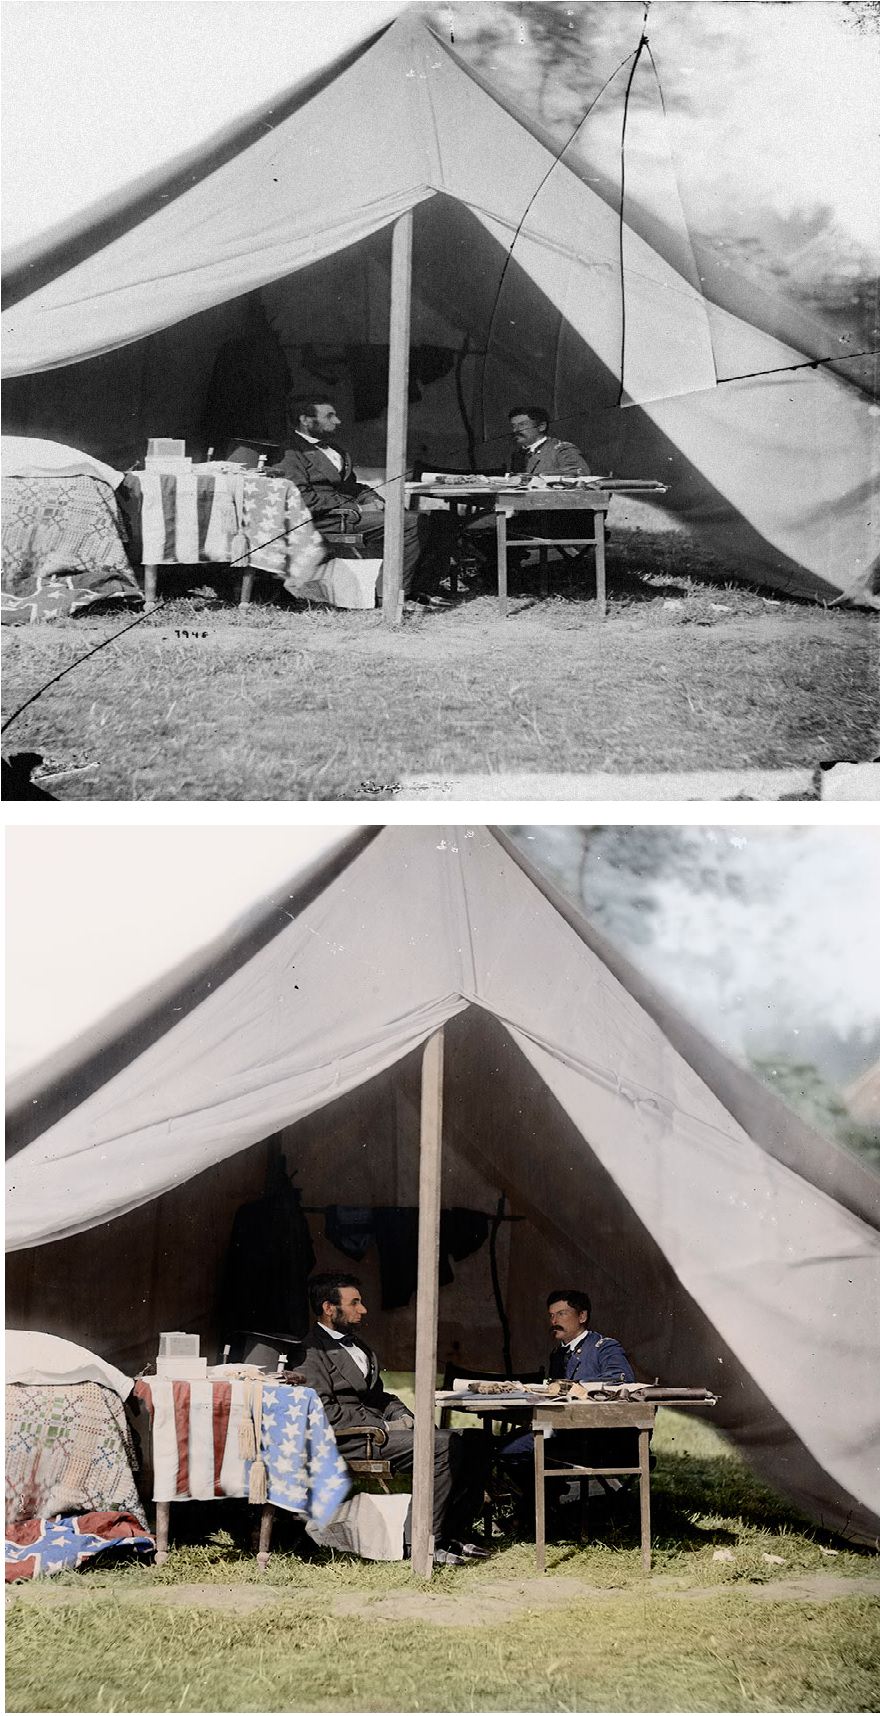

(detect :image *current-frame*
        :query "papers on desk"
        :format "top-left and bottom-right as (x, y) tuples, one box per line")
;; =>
(452, 1378), (569, 1396)
(570, 1381), (648, 1398)
(435, 1380), (570, 1406)
(412, 474), (606, 491)
(418, 473), (511, 487)
(540, 476), (608, 487)
(569, 1382), (718, 1403)
(434, 1379), (719, 1406)
(205, 1363), (267, 1380)
(408, 475), (665, 494)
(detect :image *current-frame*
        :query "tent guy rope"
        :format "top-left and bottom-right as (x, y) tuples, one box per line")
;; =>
(616, 4), (652, 409)
(0, 519), (314, 737)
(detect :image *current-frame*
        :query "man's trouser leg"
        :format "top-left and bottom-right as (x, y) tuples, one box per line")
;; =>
(500, 1428), (538, 1527)
(358, 512), (452, 600)
(356, 510), (424, 600)
(381, 1423), (483, 1544)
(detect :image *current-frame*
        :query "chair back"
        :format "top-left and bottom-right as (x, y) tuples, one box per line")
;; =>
(225, 1331), (306, 1371)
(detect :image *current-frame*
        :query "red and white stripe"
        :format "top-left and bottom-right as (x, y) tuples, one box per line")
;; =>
(135, 1379), (250, 1503)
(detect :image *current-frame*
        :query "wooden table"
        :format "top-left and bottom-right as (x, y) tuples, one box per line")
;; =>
(406, 483), (611, 618)
(532, 1399), (655, 1573)
(437, 1393), (656, 1571)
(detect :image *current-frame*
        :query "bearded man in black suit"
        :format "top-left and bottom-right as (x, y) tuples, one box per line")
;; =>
(266, 398), (452, 604)
(301, 1271), (487, 1565)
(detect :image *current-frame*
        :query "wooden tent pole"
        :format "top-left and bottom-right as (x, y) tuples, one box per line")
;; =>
(382, 207), (414, 625)
(410, 1026), (445, 1577)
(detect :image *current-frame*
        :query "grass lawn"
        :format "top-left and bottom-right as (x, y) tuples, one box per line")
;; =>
(7, 1408), (879, 1713)
(2, 533), (876, 799)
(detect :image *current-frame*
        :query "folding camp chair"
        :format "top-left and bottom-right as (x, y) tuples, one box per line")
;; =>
(334, 1424), (394, 1493)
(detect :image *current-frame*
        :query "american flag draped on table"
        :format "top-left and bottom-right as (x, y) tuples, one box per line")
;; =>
(134, 1379), (350, 1526)
(122, 470), (326, 589)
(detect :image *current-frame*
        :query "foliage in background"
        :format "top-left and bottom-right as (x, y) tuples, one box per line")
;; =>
(429, 2), (879, 396)
(749, 1055), (880, 1173)
(506, 826), (880, 1177)
(510, 825), (765, 947)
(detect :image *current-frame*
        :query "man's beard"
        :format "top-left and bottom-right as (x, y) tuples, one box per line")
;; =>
(329, 1305), (360, 1337)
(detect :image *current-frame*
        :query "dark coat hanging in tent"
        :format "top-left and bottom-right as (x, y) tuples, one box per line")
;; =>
(219, 1163), (315, 1344)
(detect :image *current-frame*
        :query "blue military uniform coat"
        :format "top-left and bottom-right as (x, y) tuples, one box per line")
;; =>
(549, 1329), (635, 1385)
(511, 436), (592, 478)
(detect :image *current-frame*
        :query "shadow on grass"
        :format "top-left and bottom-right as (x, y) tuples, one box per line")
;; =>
(130, 530), (802, 616)
(169, 1448), (868, 1575)
(484, 1447), (867, 1567)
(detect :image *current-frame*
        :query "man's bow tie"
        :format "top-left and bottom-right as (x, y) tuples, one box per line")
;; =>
(337, 1335), (358, 1347)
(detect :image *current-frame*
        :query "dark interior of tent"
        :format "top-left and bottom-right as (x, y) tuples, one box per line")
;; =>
(2, 1004), (819, 1459)
(0, 196), (817, 595)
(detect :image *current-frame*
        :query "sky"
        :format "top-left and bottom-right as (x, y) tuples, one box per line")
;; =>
(448, 1), (880, 256)
(513, 825), (880, 1080)
(2, 0), (878, 261)
(629, 828), (880, 1066)
(6, 824), (879, 1084)
(1, 0), (403, 248)
(4, 825), (347, 1075)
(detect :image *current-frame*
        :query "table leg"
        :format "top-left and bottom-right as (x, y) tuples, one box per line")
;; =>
(594, 510), (606, 619)
(579, 1476), (589, 1542)
(256, 1502), (274, 1572)
(154, 1500), (170, 1566)
(496, 510), (508, 619)
(144, 565), (159, 605)
(534, 1427), (546, 1573)
(639, 1429), (651, 1572)
(482, 1416), (494, 1543)
(239, 570), (255, 607)
(445, 506), (458, 599)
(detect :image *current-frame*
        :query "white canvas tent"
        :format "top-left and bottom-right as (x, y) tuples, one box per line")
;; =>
(6, 826), (880, 1567)
(2, 11), (878, 608)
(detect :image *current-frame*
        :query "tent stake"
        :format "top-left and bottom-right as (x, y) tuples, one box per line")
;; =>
(382, 207), (413, 625)
(411, 1026), (444, 1577)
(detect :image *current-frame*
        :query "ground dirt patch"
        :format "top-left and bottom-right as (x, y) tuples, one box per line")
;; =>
(8, 1571), (879, 1625)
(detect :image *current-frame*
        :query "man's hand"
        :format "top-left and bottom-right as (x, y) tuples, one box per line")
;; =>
(384, 1401), (414, 1426)
(331, 505), (362, 531)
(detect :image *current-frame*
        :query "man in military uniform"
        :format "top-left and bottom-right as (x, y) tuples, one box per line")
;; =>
(502, 1288), (636, 1532)
(507, 406), (592, 479)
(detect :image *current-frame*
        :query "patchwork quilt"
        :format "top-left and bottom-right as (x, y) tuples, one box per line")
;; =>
(5, 1381), (145, 1526)
(1, 475), (142, 623)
